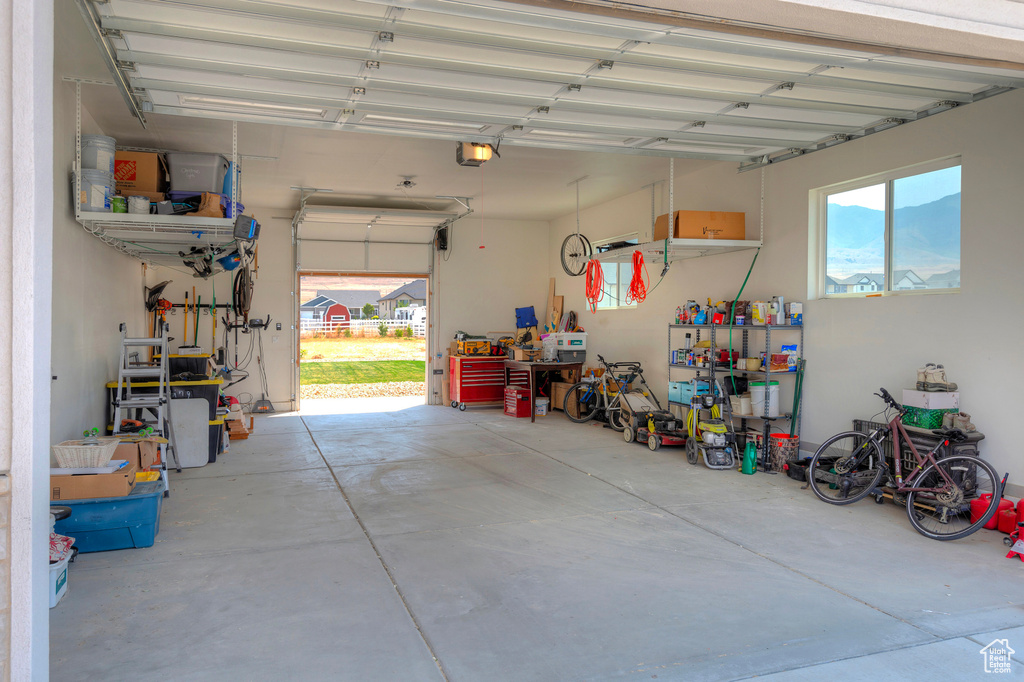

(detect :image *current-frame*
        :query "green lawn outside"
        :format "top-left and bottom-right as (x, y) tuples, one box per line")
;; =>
(300, 360), (426, 385)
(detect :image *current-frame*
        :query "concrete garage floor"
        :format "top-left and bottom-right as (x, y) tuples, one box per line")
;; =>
(51, 405), (1024, 681)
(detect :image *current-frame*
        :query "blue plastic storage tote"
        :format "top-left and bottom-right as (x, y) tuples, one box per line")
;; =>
(52, 481), (163, 553)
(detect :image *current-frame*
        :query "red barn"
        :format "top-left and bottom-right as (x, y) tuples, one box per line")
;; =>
(324, 302), (350, 329)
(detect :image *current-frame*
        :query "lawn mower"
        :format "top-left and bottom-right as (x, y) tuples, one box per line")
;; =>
(619, 386), (687, 451)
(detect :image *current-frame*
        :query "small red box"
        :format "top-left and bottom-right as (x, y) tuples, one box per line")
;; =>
(504, 387), (531, 418)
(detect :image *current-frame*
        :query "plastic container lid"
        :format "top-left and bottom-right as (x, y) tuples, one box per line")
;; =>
(749, 381), (780, 387)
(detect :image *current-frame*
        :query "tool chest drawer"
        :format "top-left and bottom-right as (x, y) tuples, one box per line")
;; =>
(450, 356), (507, 405)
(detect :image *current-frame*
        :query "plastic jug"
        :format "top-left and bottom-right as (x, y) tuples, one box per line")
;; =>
(741, 441), (757, 474)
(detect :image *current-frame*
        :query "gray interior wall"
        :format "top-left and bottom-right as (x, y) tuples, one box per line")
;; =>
(550, 89), (1024, 494)
(146, 214), (296, 411)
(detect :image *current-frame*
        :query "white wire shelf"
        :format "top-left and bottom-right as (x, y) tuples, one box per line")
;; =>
(593, 238), (762, 264)
(76, 211), (238, 265)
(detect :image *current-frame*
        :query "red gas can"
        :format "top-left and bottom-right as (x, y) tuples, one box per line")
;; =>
(971, 495), (1014, 529)
(999, 508), (1019, 534)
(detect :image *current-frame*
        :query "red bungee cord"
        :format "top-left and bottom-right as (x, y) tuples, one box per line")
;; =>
(585, 259), (604, 313)
(626, 249), (649, 304)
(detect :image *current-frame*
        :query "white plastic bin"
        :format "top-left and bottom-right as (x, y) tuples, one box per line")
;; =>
(167, 152), (229, 193)
(81, 134), (116, 173)
(78, 169), (112, 212)
(535, 397), (549, 416)
(750, 381), (780, 418)
(49, 553), (70, 608)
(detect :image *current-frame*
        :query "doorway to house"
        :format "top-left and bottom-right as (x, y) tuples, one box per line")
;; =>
(298, 274), (429, 411)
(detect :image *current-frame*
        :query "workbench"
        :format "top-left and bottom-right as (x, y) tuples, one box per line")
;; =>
(503, 359), (584, 423)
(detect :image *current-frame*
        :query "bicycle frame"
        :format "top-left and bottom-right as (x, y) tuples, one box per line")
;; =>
(580, 361), (643, 414)
(863, 414), (960, 494)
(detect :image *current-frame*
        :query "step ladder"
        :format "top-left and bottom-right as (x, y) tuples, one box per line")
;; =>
(112, 322), (181, 477)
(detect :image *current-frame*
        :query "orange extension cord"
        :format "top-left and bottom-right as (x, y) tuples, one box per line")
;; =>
(626, 249), (649, 305)
(585, 259), (604, 313)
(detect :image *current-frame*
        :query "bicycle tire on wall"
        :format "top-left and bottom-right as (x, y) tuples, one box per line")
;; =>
(560, 233), (592, 277)
(807, 431), (885, 505)
(906, 455), (1001, 541)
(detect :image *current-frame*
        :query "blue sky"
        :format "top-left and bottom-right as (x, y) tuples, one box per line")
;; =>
(827, 165), (960, 211)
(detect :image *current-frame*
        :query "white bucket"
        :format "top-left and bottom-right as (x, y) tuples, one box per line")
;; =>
(49, 553), (70, 608)
(750, 381), (780, 418)
(79, 169), (112, 212)
(81, 134), (116, 173)
(127, 195), (150, 214)
(535, 397), (549, 416)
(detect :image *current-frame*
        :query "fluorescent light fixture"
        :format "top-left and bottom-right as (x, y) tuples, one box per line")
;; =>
(361, 114), (486, 132)
(456, 142), (493, 166)
(178, 95), (327, 119)
(300, 206), (457, 227)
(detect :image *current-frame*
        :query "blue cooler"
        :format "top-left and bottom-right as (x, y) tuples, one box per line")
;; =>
(52, 482), (163, 553)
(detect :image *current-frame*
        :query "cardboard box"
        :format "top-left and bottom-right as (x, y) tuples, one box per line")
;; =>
(114, 439), (160, 471)
(51, 465), (137, 501)
(551, 381), (572, 411)
(653, 210), (746, 241)
(510, 347), (541, 361)
(120, 189), (165, 203)
(114, 151), (166, 193)
(902, 390), (960, 410)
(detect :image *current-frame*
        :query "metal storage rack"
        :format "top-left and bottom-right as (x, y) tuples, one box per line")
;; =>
(70, 79), (240, 267)
(668, 323), (805, 467)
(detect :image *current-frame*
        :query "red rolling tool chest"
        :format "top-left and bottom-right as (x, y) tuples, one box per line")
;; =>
(504, 387), (531, 418)
(449, 356), (527, 410)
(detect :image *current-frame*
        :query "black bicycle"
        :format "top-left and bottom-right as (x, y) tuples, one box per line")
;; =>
(562, 355), (650, 432)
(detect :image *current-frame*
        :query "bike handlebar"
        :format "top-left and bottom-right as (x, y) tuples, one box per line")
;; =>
(875, 388), (904, 413)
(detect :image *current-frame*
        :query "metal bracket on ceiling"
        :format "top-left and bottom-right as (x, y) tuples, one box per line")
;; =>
(434, 196), (474, 229)
(74, 0), (147, 127)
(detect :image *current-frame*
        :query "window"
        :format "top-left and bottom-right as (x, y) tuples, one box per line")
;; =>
(593, 234), (639, 310)
(820, 159), (960, 296)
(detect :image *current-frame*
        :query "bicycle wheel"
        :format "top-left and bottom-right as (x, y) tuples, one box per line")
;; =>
(560, 233), (592, 277)
(563, 382), (599, 423)
(807, 431), (884, 505)
(906, 455), (1001, 541)
(606, 407), (626, 432)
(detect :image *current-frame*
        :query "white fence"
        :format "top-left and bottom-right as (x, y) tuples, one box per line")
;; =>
(300, 319), (426, 337)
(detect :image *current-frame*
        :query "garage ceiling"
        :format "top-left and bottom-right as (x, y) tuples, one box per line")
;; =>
(78, 0), (1024, 167)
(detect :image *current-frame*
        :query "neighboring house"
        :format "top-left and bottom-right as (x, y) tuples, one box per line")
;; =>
(317, 289), (382, 319)
(840, 273), (884, 293)
(891, 269), (926, 290)
(927, 269), (960, 288)
(299, 294), (337, 321)
(378, 279), (427, 319)
(824, 275), (843, 294)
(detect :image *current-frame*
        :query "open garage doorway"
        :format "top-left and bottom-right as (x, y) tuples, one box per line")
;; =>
(299, 273), (429, 413)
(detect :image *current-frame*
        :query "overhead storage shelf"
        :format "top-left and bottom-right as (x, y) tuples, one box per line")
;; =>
(593, 238), (762, 264)
(76, 212), (238, 265)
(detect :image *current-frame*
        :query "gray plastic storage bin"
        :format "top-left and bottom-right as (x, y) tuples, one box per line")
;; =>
(167, 152), (229, 193)
(557, 350), (586, 363)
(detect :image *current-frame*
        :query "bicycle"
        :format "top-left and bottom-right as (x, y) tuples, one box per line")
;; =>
(807, 387), (1003, 540)
(562, 355), (651, 432)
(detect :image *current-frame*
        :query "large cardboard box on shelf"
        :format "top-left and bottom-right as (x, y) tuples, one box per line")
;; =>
(114, 438), (160, 471)
(653, 210), (745, 241)
(114, 151), (167, 193)
(120, 189), (166, 203)
(51, 465), (137, 501)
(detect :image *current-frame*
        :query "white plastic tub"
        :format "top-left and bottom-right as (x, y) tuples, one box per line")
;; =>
(49, 553), (70, 608)
(535, 397), (549, 416)
(750, 381), (780, 418)
(81, 134), (116, 173)
(78, 169), (113, 212)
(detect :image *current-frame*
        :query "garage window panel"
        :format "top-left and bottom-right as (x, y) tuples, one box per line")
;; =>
(819, 158), (961, 297)
(594, 235), (639, 310)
